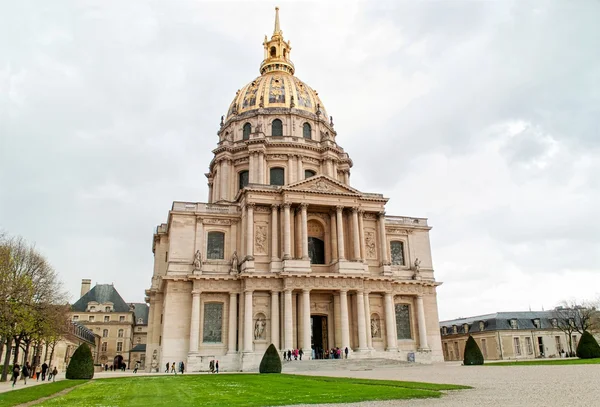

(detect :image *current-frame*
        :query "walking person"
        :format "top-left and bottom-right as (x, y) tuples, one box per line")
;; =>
(179, 361), (185, 374)
(209, 360), (214, 373)
(41, 362), (48, 381)
(51, 367), (58, 382)
(165, 362), (169, 373)
(344, 347), (349, 359)
(215, 360), (219, 374)
(22, 362), (30, 385)
(11, 364), (20, 388)
(299, 349), (304, 360)
(133, 361), (140, 373)
(47, 366), (53, 381)
(171, 362), (176, 374)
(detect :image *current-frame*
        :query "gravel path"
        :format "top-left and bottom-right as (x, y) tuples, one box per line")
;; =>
(289, 362), (600, 406)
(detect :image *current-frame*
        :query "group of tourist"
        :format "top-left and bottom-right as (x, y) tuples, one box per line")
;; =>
(208, 359), (219, 373)
(283, 349), (304, 361)
(314, 346), (349, 360)
(165, 361), (186, 374)
(11, 362), (58, 388)
(103, 363), (127, 371)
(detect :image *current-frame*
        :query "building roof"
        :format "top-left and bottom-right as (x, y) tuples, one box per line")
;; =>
(130, 302), (149, 325)
(130, 344), (146, 352)
(71, 284), (131, 313)
(440, 311), (557, 334)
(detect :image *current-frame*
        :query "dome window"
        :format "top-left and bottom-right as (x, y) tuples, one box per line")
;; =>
(305, 170), (316, 179)
(270, 167), (285, 186)
(272, 119), (283, 137)
(303, 123), (311, 139)
(243, 123), (251, 140)
(270, 46), (276, 57)
(238, 171), (249, 190)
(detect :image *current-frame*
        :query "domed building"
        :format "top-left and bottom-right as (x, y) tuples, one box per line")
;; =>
(144, 8), (443, 372)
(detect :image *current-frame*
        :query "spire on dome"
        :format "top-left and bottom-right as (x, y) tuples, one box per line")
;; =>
(260, 7), (294, 75)
(273, 6), (281, 36)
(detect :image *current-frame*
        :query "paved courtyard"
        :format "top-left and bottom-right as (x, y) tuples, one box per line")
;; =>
(291, 360), (600, 407)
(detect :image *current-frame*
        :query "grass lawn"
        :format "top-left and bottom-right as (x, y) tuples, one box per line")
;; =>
(29, 374), (469, 407)
(0, 380), (86, 407)
(487, 358), (600, 366)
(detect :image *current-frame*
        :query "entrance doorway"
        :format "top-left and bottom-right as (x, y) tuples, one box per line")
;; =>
(311, 315), (328, 358)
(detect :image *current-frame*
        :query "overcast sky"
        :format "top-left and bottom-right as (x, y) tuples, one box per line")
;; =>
(1, 0), (599, 321)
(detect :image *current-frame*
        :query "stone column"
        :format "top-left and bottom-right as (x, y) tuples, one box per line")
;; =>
(271, 291), (280, 349)
(297, 155), (303, 180)
(330, 211), (338, 263)
(249, 153), (255, 184)
(378, 212), (388, 265)
(283, 203), (292, 260)
(302, 289), (311, 355)
(340, 290), (350, 351)
(364, 292), (373, 349)
(244, 290), (253, 352)
(301, 203), (309, 260)
(271, 205), (279, 261)
(356, 290), (367, 351)
(189, 290), (201, 352)
(214, 168), (220, 202)
(351, 207), (361, 261)
(258, 152), (264, 185)
(284, 289), (293, 350)
(287, 155), (294, 184)
(227, 293), (237, 353)
(220, 159), (228, 200)
(416, 295), (429, 350)
(385, 292), (397, 351)
(336, 206), (346, 260)
(358, 210), (366, 262)
(208, 181), (213, 204)
(344, 171), (349, 184)
(246, 204), (254, 259)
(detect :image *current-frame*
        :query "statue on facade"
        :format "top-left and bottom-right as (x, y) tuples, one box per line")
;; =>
(230, 251), (239, 274)
(290, 95), (295, 108)
(371, 318), (380, 338)
(330, 115), (334, 126)
(220, 115), (224, 127)
(256, 122), (263, 134)
(193, 250), (202, 269)
(254, 318), (266, 340)
(259, 95), (264, 108)
(412, 258), (421, 280)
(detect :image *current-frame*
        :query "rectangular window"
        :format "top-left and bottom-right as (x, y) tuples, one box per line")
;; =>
(104, 316), (109, 322)
(555, 336), (562, 353)
(443, 342), (449, 360)
(269, 168), (285, 186)
(453, 342), (459, 360)
(239, 171), (249, 190)
(395, 304), (412, 339)
(89, 316), (95, 322)
(514, 337), (521, 355)
(510, 319), (518, 329)
(103, 329), (108, 338)
(159, 336), (162, 346)
(525, 337), (533, 354)
(481, 338), (488, 358)
(202, 303), (223, 343)
(117, 342), (123, 352)
(207, 232), (225, 260)
(165, 251), (168, 262)
(119, 316), (125, 322)
(101, 342), (107, 352)
(390, 241), (405, 266)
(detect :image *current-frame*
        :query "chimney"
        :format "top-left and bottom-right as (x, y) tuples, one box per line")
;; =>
(81, 279), (92, 298)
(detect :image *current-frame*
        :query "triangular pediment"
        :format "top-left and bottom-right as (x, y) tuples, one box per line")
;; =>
(283, 175), (361, 195)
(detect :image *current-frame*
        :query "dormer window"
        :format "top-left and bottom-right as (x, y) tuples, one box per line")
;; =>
(551, 318), (558, 328)
(138, 318), (143, 324)
(442, 327), (447, 335)
(533, 319), (541, 329)
(452, 325), (457, 334)
(89, 306), (96, 312)
(479, 321), (485, 331)
(105, 306), (111, 312)
(510, 319), (518, 329)
(463, 324), (469, 333)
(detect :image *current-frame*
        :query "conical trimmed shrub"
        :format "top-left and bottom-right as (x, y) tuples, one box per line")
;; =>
(463, 335), (484, 365)
(66, 344), (95, 379)
(576, 331), (600, 359)
(259, 343), (282, 373)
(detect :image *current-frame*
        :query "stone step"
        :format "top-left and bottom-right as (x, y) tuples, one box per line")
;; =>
(281, 357), (410, 372)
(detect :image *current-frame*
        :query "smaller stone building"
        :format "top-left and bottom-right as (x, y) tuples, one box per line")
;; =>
(440, 311), (581, 361)
(70, 279), (148, 369)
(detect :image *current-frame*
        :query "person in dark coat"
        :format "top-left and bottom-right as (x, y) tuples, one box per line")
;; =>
(344, 347), (349, 359)
(165, 362), (169, 373)
(215, 360), (219, 374)
(22, 362), (30, 385)
(51, 367), (58, 382)
(41, 362), (48, 381)
(12, 364), (20, 388)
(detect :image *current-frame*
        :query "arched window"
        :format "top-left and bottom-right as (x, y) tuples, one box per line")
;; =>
(243, 123), (251, 140)
(308, 237), (325, 264)
(207, 231), (225, 259)
(303, 123), (312, 139)
(269, 167), (285, 186)
(118, 329), (124, 338)
(272, 119), (283, 136)
(390, 241), (405, 265)
(89, 306), (96, 312)
(238, 170), (249, 190)
(270, 46), (276, 57)
(304, 170), (316, 179)
(102, 329), (108, 338)
(105, 306), (111, 312)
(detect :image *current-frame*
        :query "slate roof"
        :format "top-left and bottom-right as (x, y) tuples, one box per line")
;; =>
(71, 284), (131, 313)
(130, 344), (146, 352)
(439, 311), (558, 335)
(131, 302), (149, 325)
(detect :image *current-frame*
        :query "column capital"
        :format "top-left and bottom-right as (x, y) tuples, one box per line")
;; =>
(229, 292), (237, 297)
(339, 289), (348, 294)
(336, 205), (344, 213)
(282, 202), (292, 209)
(416, 294), (424, 300)
(270, 289), (281, 294)
(300, 203), (309, 210)
(271, 204), (279, 210)
(246, 202), (256, 209)
(378, 211), (386, 218)
(284, 288), (293, 293)
(358, 209), (365, 215)
(351, 206), (359, 214)
(244, 289), (254, 293)
(192, 290), (202, 296)
(302, 288), (311, 294)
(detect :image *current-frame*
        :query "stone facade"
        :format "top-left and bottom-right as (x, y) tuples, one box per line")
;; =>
(440, 311), (582, 361)
(144, 8), (444, 372)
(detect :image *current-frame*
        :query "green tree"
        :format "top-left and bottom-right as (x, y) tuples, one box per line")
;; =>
(576, 331), (600, 359)
(259, 343), (282, 373)
(463, 336), (484, 365)
(65, 344), (95, 379)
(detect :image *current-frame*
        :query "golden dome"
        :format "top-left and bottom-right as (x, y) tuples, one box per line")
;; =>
(225, 7), (327, 121)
